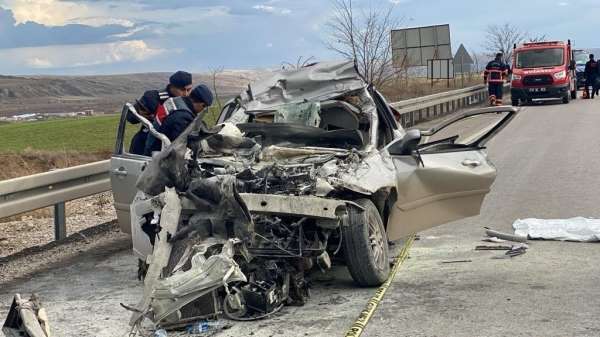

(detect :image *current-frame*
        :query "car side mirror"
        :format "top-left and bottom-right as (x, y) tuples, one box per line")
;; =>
(388, 129), (421, 156)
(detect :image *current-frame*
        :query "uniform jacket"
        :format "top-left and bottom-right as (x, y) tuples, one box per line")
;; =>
(143, 97), (198, 155)
(484, 59), (509, 84)
(127, 89), (171, 124)
(584, 60), (599, 79)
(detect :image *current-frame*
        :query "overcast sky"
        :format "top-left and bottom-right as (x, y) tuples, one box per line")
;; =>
(0, 0), (598, 75)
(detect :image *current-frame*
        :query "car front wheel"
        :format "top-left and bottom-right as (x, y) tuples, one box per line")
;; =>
(342, 199), (390, 286)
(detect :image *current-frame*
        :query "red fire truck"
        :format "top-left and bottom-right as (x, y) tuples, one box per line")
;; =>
(510, 40), (577, 106)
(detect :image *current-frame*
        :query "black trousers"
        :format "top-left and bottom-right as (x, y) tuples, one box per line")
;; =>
(488, 83), (503, 99)
(585, 77), (598, 98)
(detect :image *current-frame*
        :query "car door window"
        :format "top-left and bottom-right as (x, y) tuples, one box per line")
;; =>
(370, 88), (398, 148)
(418, 108), (516, 153)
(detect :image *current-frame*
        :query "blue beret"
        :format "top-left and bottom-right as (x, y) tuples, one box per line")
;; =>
(189, 84), (213, 106)
(169, 70), (192, 88)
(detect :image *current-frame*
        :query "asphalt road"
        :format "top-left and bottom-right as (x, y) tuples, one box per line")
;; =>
(364, 97), (600, 337)
(2, 97), (600, 337)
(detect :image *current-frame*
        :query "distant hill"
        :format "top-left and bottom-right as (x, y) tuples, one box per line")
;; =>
(0, 70), (269, 117)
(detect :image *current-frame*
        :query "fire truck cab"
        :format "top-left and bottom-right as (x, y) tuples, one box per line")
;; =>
(510, 40), (577, 106)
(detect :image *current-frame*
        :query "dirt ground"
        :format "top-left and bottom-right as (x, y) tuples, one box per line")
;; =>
(0, 192), (116, 258)
(0, 225), (407, 337)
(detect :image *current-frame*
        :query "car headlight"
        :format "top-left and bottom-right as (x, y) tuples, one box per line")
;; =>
(512, 74), (522, 81)
(554, 70), (566, 79)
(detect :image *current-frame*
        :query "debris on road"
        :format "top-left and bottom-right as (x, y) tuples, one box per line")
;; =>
(2, 293), (51, 337)
(482, 237), (507, 243)
(441, 259), (472, 264)
(185, 320), (226, 334)
(513, 217), (600, 242)
(475, 245), (512, 250)
(484, 227), (528, 243)
(491, 244), (528, 259)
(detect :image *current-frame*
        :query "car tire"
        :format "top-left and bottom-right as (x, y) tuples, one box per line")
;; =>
(571, 90), (577, 99)
(343, 199), (389, 287)
(562, 94), (570, 104)
(511, 98), (519, 106)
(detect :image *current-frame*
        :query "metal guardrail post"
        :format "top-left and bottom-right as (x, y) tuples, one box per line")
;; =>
(54, 202), (66, 240)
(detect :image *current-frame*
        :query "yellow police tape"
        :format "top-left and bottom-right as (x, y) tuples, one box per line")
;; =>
(344, 235), (415, 337)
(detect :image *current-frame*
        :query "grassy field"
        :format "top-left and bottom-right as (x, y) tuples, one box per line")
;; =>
(0, 107), (221, 153)
(0, 115), (125, 153)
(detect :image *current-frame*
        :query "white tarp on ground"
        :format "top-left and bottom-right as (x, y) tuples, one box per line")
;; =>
(513, 217), (600, 242)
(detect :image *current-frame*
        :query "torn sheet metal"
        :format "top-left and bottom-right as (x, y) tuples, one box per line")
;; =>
(151, 240), (246, 324)
(227, 61), (366, 120)
(513, 217), (600, 242)
(2, 294), (51, 337)
(130, 187), (181, 326)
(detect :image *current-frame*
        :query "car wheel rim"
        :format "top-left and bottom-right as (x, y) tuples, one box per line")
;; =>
(367, 213), (386, 272)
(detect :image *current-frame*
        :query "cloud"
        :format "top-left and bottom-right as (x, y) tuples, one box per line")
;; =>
(253, 4), (292, 15)
(4, 0), (93, 25)
(557, 1), (569, 5)
(0, 7), (135, 49)
(0, 40), (167, 69)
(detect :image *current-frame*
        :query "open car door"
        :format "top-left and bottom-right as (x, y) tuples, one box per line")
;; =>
(110, 105), (150, 234)
(386, 106), (518, 240)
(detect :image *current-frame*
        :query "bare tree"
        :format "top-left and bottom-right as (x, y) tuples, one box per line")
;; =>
(483, 23), (527, 64)
(325, 0), (400, 87)
(281, 56), (316, 70)
(527, 34), (547, 43)
(209, 66), (224, 112)
(470, 49), (481, 73)
(469, 49), (482, 81)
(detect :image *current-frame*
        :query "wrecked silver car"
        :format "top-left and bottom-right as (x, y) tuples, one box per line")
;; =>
(110, 61), (517, 330)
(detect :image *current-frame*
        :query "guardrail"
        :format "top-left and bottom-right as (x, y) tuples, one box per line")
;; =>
(392, 84), (488, 128)
(392, 83), (512, 128)
(0, 84), (498, 241)
(0, 160), (111, 240)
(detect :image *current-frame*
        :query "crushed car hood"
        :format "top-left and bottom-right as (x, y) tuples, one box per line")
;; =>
(244, 61), (365, 109)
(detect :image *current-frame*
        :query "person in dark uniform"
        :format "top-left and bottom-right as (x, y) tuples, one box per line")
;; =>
(484, 53), (509, 106)
(127, 71), (193, 154)
(143, 84), (213, 156)
(584, 54), (599, 99)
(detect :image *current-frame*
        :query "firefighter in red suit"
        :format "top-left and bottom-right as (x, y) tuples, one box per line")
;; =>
(484, 53), (509, 106)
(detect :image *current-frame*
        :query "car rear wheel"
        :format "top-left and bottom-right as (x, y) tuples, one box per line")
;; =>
(342, 199), (389, 286)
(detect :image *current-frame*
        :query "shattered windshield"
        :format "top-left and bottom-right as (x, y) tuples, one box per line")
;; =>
(216, 61), (375, 150)
(223, 92), (372, 150)
(515, 48), (564, 68)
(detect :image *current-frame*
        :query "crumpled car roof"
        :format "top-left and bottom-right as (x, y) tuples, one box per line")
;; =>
(240, 60), (366, 111)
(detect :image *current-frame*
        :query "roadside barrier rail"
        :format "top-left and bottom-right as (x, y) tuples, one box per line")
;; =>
(0, 160), (111, 240)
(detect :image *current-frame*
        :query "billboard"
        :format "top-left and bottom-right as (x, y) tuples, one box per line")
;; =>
(391, 24), (452, 67)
